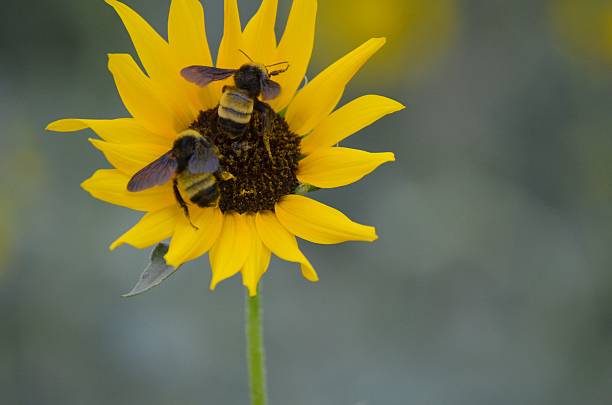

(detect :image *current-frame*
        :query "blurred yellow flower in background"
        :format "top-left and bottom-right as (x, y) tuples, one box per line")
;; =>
(316, 0), (458, 82)
(550, 0), (612, 68)
(47, 0), (403, 296)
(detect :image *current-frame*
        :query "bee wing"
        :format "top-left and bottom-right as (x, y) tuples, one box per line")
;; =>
(188, 141), (220, 174)
(127, 151), (177, 192)
(261, 79), (281, 100)
(181, 66), (237, 87)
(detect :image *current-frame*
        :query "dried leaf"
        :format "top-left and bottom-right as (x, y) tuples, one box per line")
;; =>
(122, 243), (177, 297)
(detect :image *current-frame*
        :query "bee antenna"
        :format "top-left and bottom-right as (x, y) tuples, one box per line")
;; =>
(266, 61), (289, 68)
(267, 62), (290, 77)
(238, 49), (254, 62)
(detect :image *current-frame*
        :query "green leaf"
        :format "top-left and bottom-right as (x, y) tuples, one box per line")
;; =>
(122, 243), (177, 297)
(294, 183), (320, 195)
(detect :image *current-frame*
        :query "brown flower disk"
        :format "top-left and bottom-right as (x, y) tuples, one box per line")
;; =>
(190, 107), (301, 214)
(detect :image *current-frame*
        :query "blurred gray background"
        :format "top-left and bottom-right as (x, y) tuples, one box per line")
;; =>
(1, 0), (612, 404)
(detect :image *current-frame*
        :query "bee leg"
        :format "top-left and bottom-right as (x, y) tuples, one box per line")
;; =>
(173, 179), (199, 230)
(263, 113), (273, 160)
(255, 100), (274, 160)
(263, 131), (272, 160)
(219, 171), (236, 181)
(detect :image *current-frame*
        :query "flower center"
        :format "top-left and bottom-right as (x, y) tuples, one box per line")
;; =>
(190, 107), (300, 214)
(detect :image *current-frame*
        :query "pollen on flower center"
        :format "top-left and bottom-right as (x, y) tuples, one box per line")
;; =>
(190, 107), (301, 214)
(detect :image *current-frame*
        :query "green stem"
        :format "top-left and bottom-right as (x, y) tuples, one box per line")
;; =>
(246, 290), (268, 405)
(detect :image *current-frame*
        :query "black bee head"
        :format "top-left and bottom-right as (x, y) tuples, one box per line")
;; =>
(171, 134), (195, 170)
(234, 63), (266, 98)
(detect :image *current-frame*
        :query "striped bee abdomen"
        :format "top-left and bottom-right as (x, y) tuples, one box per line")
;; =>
(178, 172), (219, 207)
(217, 87), (254, 135)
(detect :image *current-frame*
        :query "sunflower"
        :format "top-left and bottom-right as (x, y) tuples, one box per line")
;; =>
(47, 0), (404, 296)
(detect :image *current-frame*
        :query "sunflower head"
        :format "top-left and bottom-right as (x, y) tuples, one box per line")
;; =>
(46, 0), (404, 296)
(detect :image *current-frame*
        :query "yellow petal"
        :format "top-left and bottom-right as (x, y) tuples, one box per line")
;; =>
(213, 0), (243, 100)
(107, 1), (199, 123)
(81, 169), (175, 212)
(165, 207), (224, 268)
(255, 211), (318, 281)
(168, 0), (217, 110)
(107, 54), (177, 136)
(242, 0), (278, 63)
(216, 0), (243, 68)
(241, 216), (272, 296)
(209, 213), (252, 290)
(297, 147), (395, 189)
(268, 0), (317, 112)
(168, 0), (212, 66)
(89, 139), (170, 175)
(285, 38), (386, 135)
(46, 118), (172, 145)
(106, 0), (172, 82)
(300, 95), (405, 155)
(110, 206), (180, 250)
(275, 195), (377, 244)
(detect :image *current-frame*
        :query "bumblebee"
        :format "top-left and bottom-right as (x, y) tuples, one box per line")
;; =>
(181, 54), (289, 155)
(127, 129), (229, 226)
